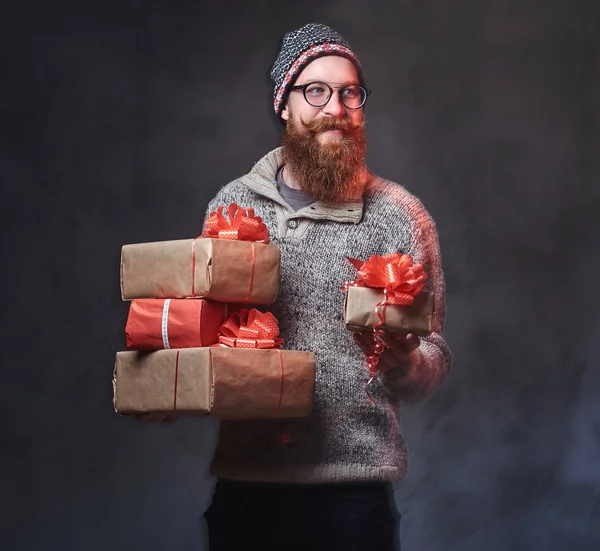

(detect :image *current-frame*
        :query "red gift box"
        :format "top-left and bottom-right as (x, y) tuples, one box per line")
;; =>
(125, 298), (230, 350)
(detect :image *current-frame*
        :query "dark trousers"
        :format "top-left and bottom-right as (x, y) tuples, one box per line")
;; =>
(204, 479), (401, 551)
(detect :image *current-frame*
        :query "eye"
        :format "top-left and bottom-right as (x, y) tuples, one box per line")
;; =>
(306, 83), (327, 96)
(342, 86), (361, 99)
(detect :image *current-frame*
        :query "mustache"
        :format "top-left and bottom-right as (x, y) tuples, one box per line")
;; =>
(299, 116), (365, 134)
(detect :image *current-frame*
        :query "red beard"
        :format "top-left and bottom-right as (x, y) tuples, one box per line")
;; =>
(281, 115), (368, 202)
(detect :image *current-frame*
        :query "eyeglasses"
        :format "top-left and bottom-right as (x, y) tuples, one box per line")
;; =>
(290, 81), (371, 109)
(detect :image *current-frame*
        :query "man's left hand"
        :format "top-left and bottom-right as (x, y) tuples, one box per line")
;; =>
(352, 331), (420, 373)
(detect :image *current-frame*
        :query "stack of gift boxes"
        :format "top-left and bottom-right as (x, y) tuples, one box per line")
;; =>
(112, 203), (316, 420)
(113, 203), (437, 417)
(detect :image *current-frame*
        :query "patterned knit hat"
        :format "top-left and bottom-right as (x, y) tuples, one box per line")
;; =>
(270, 23), (366, 118)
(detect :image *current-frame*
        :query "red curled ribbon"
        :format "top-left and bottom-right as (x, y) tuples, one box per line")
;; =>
(343, 253), (428, 398)
(202, 203), (270, 244)
(217, 308), (284, 349)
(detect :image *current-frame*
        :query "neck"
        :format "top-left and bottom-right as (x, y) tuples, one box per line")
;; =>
(281, 165), (302, 190)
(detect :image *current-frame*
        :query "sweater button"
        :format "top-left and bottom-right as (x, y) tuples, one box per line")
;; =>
(287, 219), (298, 229)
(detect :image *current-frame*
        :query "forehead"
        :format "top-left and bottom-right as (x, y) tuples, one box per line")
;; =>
(295, 55), (359, 86)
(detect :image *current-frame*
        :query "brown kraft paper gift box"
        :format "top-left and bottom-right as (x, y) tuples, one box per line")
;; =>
(113, 347), (316, 419)
(343, 286), (434, 336)
(120, 237), (280, 304)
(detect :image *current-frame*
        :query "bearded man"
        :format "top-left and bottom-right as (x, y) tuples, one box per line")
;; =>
(202, 23), (452, 551)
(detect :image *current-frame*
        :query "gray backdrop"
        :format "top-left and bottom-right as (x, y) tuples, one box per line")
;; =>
(2, 0), (599, 549)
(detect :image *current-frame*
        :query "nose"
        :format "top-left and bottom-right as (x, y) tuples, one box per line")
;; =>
(322, 91), (345, 118)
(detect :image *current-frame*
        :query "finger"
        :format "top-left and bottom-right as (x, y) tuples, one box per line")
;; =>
(376, 355), (399, 373)
(405, 333), (421, 352)
(353, 330), (373, 343)
(353, 330), (375, 346)
(352, 332), (372, 355)
(380, 333), (407, 352)
(384, 332), (420, 351)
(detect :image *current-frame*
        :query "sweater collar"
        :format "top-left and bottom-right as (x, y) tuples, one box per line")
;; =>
(240, 147), (371, 224)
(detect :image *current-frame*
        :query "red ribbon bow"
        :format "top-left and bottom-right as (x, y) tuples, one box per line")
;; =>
(218, 308), (283, 349)
(345, 252), (427, 306)
(203, 203), (270, 244)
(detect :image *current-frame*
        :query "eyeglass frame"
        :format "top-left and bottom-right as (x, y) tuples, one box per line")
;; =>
(289, 81), (372, 109)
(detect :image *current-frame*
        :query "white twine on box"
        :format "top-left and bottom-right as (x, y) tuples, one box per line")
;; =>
(162, 299), (171, 349)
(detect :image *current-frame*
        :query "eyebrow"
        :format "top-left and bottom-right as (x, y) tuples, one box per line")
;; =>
(295, 79), (360, 87)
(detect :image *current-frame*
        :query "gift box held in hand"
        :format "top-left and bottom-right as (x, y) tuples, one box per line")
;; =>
(342, 253), (433, 336)
(125, 298), (231, 350)
(113, 309), (316, 419)
(120, 203), (280, 304)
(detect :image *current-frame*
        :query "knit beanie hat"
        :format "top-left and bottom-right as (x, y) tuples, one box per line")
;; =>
(270, 23), (366, 118)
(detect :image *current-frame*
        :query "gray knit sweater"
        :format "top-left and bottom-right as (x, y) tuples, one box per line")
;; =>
(204, 147), (452, 484)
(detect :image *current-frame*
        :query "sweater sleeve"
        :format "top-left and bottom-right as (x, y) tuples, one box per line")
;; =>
(380, 214), (453, 402)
